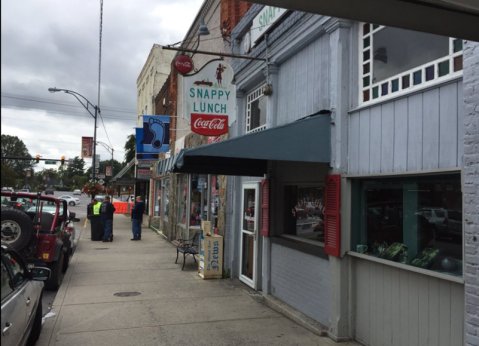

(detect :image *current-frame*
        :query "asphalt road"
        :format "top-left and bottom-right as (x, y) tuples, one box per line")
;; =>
(40, 191), (91, 324)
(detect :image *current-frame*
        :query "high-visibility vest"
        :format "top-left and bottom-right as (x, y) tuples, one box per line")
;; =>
(93, 203), (101, 215)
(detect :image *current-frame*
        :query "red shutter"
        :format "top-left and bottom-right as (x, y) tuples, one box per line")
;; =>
(260, 179), (270, 237)
(324, 174), (341, 257)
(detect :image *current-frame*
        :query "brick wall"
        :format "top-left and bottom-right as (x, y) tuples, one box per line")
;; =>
(220, 0), (252, 39)
(464, 40), (479, 346)
(271, 243), (330, 326)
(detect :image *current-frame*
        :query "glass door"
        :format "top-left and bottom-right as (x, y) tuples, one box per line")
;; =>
(240, 182), (260, 288)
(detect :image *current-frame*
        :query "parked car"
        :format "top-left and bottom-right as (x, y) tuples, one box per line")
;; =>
(1, 192), (79, 290)
(44, 188), (54, 195)
(94, 195), (106, 203)
(416, 208), (463, 241)
(1, 188), (14, 193)
(1, 196), (34, 212)
(58, 195), (80, 206)
(73, 189), (82, 195)
(1, 242), (51, 346)
(19, 189), (30, 193)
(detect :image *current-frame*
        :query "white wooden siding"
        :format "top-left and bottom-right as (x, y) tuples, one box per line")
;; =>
(349, 81), (464, 174)
(277, 35), (330, 125)
(353, 258), (464, 346)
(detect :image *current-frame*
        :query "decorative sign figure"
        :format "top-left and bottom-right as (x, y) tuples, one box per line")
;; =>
(183, 60), (236, 131)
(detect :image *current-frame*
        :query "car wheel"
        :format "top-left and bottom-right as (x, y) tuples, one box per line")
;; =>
(26, 293), (43, 346)
(45, 251), (64, 291)
(62, 245), (71, 272)
(69, 201), (75, 206)
(1, 208), (33, 251)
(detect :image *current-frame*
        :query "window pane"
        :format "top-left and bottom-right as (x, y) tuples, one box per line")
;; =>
(154, 180), (161, 217)
(4, 252), (25, 286)
(1, 261), (13, 300)
(453, 39), (463, 53)
(391, 79), (399, 92)
(177, 175), (188, 224)
(363, 76), (370, 87)
(210, 175), (220, 229)
(163, 178), (170, 221)
(363, 23), (370, 35)
(413, 70), (422, 85)
(352, 174), (463, 278)
(438, 61), (450, 77)
(363, 63), (370, 75)
(402, 75), (410, 89)
(363, 37), (370, 48)
(373, 86), (379, 99)
(381, 83), (388, 96)
(454, 56), (463, 72)
(363, 89), (370, 102)
(372, 27), (449, 83)
(190, 174), (208, 226)
(243, 189), (256, 231)
(425, 65), (435, 81)
(251, 97), (266, 130)
(285, 186), (324, 242)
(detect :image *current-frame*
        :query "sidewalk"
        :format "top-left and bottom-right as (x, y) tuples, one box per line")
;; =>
(37, 214), (361, 346)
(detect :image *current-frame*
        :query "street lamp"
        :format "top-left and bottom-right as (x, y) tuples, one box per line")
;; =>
(97, 141), (114, 200)
(48, 87), (99, 188)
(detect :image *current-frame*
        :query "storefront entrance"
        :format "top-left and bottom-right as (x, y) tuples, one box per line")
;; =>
(240, 182), (260, 288)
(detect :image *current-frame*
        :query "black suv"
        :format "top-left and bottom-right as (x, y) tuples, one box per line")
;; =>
(44, 188), (54, 195)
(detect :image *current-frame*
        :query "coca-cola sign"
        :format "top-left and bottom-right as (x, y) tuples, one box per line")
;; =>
(191, 113), (228, 136)
(174, 54), (194, 75)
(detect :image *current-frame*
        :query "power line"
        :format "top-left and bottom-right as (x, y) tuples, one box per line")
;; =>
(1, 104), (135, 120)
(1, 93), (136, 113)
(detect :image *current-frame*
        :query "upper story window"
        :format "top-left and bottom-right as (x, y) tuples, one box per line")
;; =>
(360, 23), (463, 104)
(246, 84), (267, 133)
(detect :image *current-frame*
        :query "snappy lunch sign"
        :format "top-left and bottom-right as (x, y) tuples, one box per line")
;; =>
(183, 60), (236, 135)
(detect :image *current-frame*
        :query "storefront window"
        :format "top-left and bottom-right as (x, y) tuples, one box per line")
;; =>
(283, 185), (325, 242)
(210, 175), (220, 229)
(351, 174), (463, 278)
(163, 178), (170, 221)
(189, 174), (208, 227)
(178, 175), (188, 225)
(154, 179), (161, 217)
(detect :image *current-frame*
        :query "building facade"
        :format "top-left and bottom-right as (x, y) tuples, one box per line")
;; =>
(147, 3), (478, 345)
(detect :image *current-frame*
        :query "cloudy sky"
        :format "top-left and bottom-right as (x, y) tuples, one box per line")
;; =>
(1, 0), (204, 172)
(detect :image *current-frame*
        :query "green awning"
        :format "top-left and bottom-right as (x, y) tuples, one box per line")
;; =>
(170, 114), (331, 177)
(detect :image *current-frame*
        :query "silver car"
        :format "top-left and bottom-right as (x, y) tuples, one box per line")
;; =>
(1, 243), (50, 346)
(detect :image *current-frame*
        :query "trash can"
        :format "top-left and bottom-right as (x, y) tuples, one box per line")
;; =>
(89, 215), (104, 241)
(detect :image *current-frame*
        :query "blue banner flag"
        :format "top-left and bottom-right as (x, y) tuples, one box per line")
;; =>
(135, 115), (170, 159)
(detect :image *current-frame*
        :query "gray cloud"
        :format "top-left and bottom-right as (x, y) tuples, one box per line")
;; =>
(1, 0), (203, 172)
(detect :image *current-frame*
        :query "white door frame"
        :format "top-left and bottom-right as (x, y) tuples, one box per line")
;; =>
(239, 182), (260, 289)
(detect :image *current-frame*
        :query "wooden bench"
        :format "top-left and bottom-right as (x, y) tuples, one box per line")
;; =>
(175, 232), (200, 270)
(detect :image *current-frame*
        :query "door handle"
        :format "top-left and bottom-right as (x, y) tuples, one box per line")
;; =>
(2, 322), (12, 336)
(26, 297), (31, 306)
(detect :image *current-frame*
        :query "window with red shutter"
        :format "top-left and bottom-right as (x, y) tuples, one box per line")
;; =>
(260, 179), (270, 237)
(324, 174), (341, 257)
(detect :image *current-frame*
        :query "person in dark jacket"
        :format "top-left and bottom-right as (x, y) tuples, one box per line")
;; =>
(100, 196), (116, 242)
(131, 196), (145, 240)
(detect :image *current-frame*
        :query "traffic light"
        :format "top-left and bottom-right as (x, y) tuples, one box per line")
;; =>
(35, 155), (40, 163)
(61, 156), (65, 165)
(128, 186), (132, 191)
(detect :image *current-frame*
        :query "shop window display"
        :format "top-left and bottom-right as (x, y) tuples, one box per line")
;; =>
(351, 174), (463, 277)
(189, 174), (208, 227)
(154, 179), (161, 217)
(163, 178), (170, 221)
(283, 185), (325, 242)
(210, 175), (220, 230)
(178, 175), (188, 224)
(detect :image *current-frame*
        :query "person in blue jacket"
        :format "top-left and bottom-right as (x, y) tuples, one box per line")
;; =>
(131, 196), (145, 240)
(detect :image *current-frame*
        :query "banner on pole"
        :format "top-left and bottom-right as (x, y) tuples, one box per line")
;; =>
(106, 165), (112, 176)
(81, 137), (94, 158)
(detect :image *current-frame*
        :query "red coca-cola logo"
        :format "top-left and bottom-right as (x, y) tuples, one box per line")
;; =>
(174, 55), (194, 75)
(191, 113), (228, 136)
